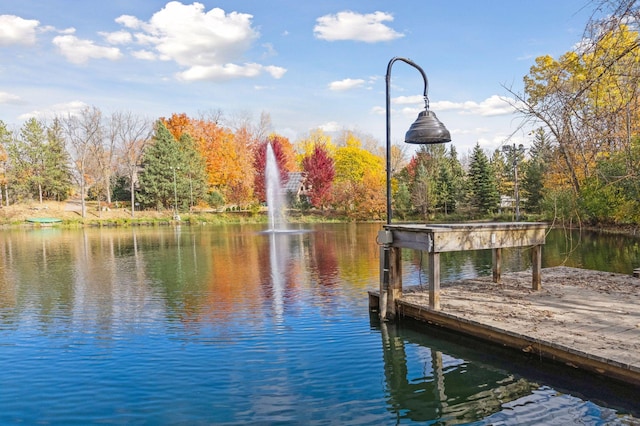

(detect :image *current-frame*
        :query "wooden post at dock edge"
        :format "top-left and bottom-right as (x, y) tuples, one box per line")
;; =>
(492, 248), (502, 283)
(428, 252), (441, 310)
(380, 245), (402, 321)
(387, 247), (402, 320)
(532, 244), (542, 290)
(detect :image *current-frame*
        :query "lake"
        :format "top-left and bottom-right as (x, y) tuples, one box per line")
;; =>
(0, 223), (638, 424)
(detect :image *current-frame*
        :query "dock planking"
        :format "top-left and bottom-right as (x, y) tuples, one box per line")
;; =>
(369, 266), (640, 387)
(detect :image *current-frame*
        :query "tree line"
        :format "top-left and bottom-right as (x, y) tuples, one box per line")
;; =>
(0, 106), (563, 223)
(1, 0), (639, 225)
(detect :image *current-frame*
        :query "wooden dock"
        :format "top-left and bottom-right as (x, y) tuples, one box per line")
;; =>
(369, 266), (640, 387)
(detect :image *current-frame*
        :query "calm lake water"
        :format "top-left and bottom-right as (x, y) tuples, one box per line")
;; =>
(0, 223), (638, 424)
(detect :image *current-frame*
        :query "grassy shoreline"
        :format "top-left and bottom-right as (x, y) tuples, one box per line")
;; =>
(3, 201), (640, 238)
(0, 200), (345, 228)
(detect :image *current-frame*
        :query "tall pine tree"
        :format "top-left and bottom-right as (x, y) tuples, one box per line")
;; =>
(468, 143), (500, 215)
(138, 121), (184, 210)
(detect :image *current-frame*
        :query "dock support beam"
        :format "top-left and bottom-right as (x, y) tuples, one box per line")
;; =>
(380, 245), (402, 321)
(532, 244), (542, 290)
(428, 252), (440, 310)
(492, 248), (502, 284)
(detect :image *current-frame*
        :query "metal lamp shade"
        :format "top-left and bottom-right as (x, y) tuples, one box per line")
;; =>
(404, 110), (451, 144)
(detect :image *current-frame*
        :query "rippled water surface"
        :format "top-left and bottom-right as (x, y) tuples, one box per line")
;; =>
(0, 224), (637, 424)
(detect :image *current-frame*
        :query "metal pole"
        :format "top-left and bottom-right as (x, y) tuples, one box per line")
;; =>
(514, 150), (520, 221)
(386, 57), (429, 224)
(172, 167), (178, 218)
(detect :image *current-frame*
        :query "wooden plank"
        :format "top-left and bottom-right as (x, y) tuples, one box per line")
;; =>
(432, 228), (546, 252)
(386, 224), (546, 253)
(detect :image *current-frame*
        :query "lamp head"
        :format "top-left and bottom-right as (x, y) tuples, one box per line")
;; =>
(404, 109), (451, 144)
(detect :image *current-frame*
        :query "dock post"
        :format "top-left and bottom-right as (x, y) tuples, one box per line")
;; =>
(380, 245), (389, 320)
(428, 252), (441, 310)
(492, 248), (502, 283)
(380, 244), (402, 321)
(532, 244), (542, 290)
(387, 247), (402, 320)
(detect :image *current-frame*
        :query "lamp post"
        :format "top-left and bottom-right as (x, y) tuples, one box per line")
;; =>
(172, 166), (180, 221)
(380, 57), (451, 321)
(385, 57), (452, 224)
(502, 143), (525, 221)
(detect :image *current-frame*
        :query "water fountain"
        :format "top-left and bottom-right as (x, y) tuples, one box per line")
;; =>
(265, 142), (288, 233)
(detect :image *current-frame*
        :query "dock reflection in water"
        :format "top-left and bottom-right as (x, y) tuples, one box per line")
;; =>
(376, 318), (639, 424)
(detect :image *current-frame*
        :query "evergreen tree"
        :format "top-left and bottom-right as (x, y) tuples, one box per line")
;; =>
(137, 121), (185, 210)
(522, 128), (552, 213)
(392, 180), (412, 220)
(5, 118), (69, 203)
(467, 143), (500, 215)
(44, 118), (73, 201)
(446, 146), (466, 212)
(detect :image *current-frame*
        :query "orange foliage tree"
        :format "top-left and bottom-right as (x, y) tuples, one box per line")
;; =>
(162, 113), (255, 207)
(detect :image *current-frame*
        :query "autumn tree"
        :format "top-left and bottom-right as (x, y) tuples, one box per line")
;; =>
(508, 14), (640, 196)
(178, 133), (208, 210)
(163, 113), (255, 208)
(0, 120), (10, 206)
(331, 136), (385, 219)
(301, 144), (335, 209)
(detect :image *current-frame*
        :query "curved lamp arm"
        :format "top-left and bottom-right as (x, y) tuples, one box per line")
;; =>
(385, 57), (428, 225)
(385, 57), (450, 224)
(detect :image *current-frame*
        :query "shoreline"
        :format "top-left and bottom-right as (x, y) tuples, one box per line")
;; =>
(3, 201), (640, 238)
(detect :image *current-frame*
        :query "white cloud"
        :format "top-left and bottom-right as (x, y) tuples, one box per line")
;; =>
(314, 11), (403, 42)
(370, 106), (385, 115)
(328, 78), (365, 91)
(52, 34), (122, 64)
(0, 91), (22, 104)
(176, 63), (286, 81)
(392, 95), (423, 105)
(434, 95), (519, 116)
(132, 49), (157, 61)
(58, 27), (76, 35)
(318, 121), (341, 132)
(391, 94), (520, 117)
(0, 15), (40, 46)
(18, 100), (89, 120)
(114, 2), (285, 81)
(115, 14), (143, 30)
(101, 30), (133, 45)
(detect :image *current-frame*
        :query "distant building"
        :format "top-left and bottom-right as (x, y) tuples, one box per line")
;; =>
(284, 172), (310, 204)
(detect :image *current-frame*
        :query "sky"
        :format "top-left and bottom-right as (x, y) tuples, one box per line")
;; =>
(0, 0), (599, 156)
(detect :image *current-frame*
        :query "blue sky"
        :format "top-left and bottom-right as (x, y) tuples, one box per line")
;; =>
(0, 0), (596, 155)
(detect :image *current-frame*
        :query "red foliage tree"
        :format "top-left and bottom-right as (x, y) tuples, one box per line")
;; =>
(253, 136), (290, 203)
(302, 144), (335, 209)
